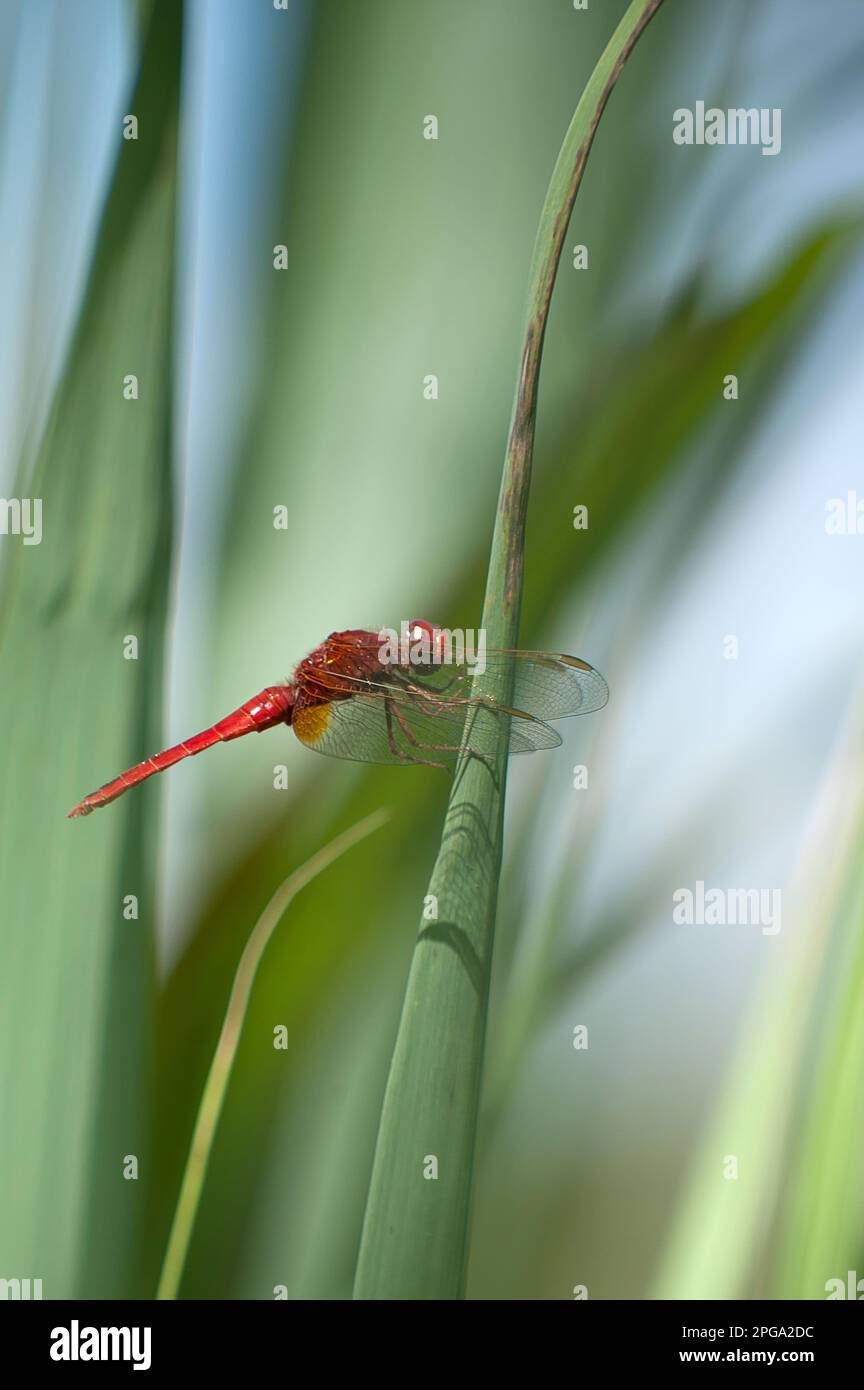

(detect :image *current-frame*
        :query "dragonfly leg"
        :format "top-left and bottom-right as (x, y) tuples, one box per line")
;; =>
(391, 672), (503, 725)
(382, 699), (446, 768)
(390, 701), (472, 764)
(413, 669), (466, 696)
(390, 668), (469, 705)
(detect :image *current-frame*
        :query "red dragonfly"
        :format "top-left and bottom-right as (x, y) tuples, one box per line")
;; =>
(68, 621), (608, 817)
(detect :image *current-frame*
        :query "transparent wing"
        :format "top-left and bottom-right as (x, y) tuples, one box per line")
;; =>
(305, 644), (609, 724)
(291, 687), (562, 768)
(511, 651), (608, 720)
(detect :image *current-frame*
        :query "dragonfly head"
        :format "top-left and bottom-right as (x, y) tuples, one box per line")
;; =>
(407, 619), (447, 665)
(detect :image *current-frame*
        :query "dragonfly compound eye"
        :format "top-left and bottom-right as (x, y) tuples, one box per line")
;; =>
(408, 619), (447, 665)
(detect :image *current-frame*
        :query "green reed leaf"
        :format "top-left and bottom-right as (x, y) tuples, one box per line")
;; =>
(353, 0), (667, 1301)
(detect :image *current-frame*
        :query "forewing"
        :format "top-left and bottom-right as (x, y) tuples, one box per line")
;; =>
(508, 651), (609, 720)
(361, 649), (609, 722)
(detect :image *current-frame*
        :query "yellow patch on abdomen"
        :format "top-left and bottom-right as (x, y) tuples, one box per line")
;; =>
(293, 702), (332, 746)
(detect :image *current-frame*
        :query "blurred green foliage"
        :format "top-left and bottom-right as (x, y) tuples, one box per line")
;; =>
(0, 0), (181, 1297)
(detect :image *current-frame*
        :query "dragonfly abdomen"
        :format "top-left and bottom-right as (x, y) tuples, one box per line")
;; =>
(67, 684), (295, 816)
